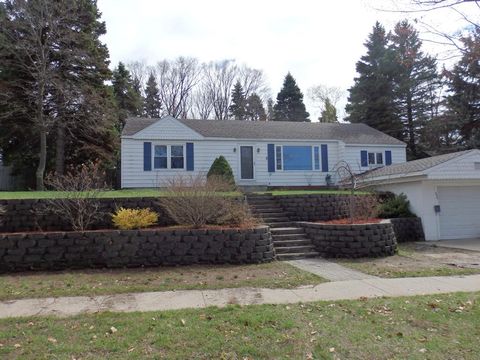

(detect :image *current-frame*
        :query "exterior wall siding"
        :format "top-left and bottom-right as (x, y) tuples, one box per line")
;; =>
(427, 152), (480, 180)
(344, 145), (406, 174)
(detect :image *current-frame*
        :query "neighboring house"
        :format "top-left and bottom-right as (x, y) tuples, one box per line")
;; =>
(358, 149), (480, 241)
(121, 116), (406, 188)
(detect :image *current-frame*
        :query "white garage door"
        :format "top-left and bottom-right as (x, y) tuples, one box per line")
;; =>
(438, 186), (480, 240)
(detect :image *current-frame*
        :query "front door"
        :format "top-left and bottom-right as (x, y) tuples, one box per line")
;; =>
(240, 146), (254, 180)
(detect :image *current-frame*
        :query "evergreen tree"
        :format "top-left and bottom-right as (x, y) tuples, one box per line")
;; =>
(273, 73), (310, 121)
(345, 22), (401, 139)
(245, 93), (267, 121)
(112, 62), (143, 128)
(144, 73), (162, 118)
(266, 98), (274, 121)
(228, 81), (247, 120)
(445, 27), (480, 148)
(319, 98), (338, 123)
(390, 20), (439, 158)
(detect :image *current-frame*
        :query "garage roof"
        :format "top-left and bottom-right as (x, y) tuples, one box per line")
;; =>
(357, 149), (480, 183)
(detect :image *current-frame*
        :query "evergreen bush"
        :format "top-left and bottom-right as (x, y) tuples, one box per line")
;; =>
(207, 156), (235, 189)
(378, 193), (415, 218)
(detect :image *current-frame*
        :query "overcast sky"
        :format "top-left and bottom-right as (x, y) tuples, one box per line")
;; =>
(97, 0), (474, 120)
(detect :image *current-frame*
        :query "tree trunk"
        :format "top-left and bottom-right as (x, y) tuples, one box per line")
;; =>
(55, 123), (65, 174)
(36, 128), (47, 190)
(406, 91), (415, 156)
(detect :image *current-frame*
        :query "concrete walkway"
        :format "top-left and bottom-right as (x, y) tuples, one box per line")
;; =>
(423, 239), (480, 253)
(288, 258), (379, 281)
(1, 274), (480, 319)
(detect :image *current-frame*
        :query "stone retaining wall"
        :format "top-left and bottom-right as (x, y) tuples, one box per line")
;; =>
(298, 221), (397, 258)
(0, 226), (274, 272)
(275, 195), (350, 221)
(389, 217), (425, 243)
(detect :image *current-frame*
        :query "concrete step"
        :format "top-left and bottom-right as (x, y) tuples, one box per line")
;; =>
(275, 245), (316, 254)
(251, 208), (284, 214)
(271, 233), (307, 240)
(268, 222), (297, 228)
(251, 211), (286, 217)
(263, 217), (291, 223)
(276, 252), (320, 261)
(270, 227), (305, 234)
(273, 239), (312, 247)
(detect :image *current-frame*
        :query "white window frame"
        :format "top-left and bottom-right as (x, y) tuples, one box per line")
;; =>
(274, 145), (322, 172)
(152, 143), (185, 170)
(368, 151), (384, 166)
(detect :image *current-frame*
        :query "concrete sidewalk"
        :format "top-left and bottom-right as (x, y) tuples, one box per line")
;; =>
(288, 258), (379, 281)
(1, 274), (480, 319)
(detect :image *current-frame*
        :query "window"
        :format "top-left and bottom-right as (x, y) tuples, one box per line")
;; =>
(154, 145), (167, 169)
(275, 146), (282, 170)
(314, 146), (320, 170)
(368, 152), (384, 166)
(283, 146), (312, 170)
(376, 152), (383, 165)
(171, 145), (184, 169)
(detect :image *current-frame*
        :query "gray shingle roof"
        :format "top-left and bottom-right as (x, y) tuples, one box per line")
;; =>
(359, 150), (475, 179)
(122, 117), (406, 145)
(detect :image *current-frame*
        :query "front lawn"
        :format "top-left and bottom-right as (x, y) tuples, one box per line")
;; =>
(0, 262), (324, 301)
(338, 243), (480, 278)
(0, 291), (478, 359)
(0, 188), (241, 200)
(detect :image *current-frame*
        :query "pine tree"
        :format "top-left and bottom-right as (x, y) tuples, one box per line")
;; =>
(319, 98), (338, 123)
(390, 20), (439, 158)
(245, 93), (267, 121)
(273, 73), (310, 121)
(144, 73), (162, 118)
(228, 81), (247, 120)
(345, 22), (401, 139)
(445, 27), (480, 148)
(112, 62), (143, 128)
(266, 98), (274, 121)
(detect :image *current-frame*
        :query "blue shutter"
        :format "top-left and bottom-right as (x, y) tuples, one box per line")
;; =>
(385, 150), (392, 165)
(143, 142), (152, 171)
(360, 150), (368, 167)
(186, 142), (194, 171)
(267, 144), (275, 172)
(321, 144), (329, 172)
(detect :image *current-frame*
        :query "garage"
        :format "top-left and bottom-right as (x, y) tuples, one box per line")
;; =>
(438, 186), (480, 240)
(358, 149), (480, 241)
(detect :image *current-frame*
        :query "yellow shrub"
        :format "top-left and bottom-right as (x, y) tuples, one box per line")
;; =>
(112, 207), (158, 230)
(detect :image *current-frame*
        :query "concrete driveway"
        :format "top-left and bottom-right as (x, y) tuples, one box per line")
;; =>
(425, 238), (480, 252)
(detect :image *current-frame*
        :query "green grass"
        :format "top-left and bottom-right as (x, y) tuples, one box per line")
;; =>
(0, 188), (241, 200)
(0, 291), (478, 359)
(0, 262), (325, 301)
(338, 243), (480, 278)
(257, 189), (370, 196)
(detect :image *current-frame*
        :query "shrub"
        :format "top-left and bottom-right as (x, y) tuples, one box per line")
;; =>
(160, 174), (249, 228)
(378, 193), (415, 218)
(215, 202), (257, 227)
(0, 205), (5, 226)
(43, 161), (107, 231)
(207, 156), (235, 190)
(352, 194), (380, 220)
(112, 208), (158, 230)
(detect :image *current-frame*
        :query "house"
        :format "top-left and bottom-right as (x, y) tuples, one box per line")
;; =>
(358, 149), (480, 241)
(121, 116), (406, 189)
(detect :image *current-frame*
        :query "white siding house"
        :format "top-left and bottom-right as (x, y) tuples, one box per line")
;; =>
(360, 150), (480, 241)
(121, 116), (407, 188)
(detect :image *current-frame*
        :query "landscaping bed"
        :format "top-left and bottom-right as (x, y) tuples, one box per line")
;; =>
(0, 226), (274, 272)
(337, 243), (480, 277)
(0, 262), (325, 301)
(0, 291), (478, 359)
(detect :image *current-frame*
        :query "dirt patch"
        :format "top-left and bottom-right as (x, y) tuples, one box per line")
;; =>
(316, 218), (383, 225)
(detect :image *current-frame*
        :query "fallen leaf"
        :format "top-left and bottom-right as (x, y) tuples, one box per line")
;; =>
(14, 344), (21, 348)
(47, 337), (57, 344)
(180, 319), (186, 326)
(128, 347), (135, 352)
(110, 326), (118, 334)
(419, 348), (427, 353)
(329, 347), (335, 353)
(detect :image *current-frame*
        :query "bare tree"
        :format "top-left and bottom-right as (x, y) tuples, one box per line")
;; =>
(126, 60), (148, 94)
(154, 57), (200, 118)
(237, 65), (271, 103)
(308, 84), (345, 118)
(190, 76), (214, 119)
(203, 60), (238, 120)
